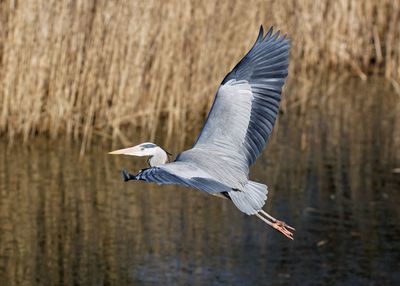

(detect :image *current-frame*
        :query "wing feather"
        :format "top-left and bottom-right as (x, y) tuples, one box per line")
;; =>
(135, 162), (232, 194)
(187, 26), (290, 175)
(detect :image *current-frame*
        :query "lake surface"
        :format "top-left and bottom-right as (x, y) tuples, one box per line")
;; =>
(0, 78), (399, 285)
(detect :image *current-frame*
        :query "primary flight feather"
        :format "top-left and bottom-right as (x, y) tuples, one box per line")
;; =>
(109, 26), (294, 239)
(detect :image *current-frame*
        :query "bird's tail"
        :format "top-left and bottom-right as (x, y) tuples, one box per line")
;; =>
(228, 181), (268, 215)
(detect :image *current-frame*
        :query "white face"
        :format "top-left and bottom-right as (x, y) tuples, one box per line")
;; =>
(109, 142), (158, 157)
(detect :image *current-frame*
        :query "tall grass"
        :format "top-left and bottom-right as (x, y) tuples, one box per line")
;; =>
(0, 0), (399, 152)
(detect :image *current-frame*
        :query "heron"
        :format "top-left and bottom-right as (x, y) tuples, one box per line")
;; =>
(109, 26), (294, 239)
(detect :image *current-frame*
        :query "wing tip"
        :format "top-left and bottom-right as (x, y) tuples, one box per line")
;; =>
(256, 25), (264, 43)
(261, 25), (290, 46)
(265, 25), (274, 38)
(220, 25), (290, 85)
(121, 169), (133, 181)
(260, 25), (275, 41)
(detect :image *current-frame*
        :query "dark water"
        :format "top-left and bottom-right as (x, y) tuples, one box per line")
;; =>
(0, 78), (399, 286)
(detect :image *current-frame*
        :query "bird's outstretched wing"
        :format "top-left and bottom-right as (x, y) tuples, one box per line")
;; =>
(133, 162), (232, 194)
(191, 26), (290, 170)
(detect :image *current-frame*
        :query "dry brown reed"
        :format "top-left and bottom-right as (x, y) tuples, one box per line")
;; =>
(0, 0), (400, 152)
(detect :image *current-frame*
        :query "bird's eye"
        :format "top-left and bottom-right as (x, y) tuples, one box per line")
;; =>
(141, 147), (144, 150)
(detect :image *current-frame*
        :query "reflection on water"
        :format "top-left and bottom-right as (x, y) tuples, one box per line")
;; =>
(0, 78), (399, 285)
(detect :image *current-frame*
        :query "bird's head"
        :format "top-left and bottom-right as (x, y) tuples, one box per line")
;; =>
(109, 142), (159, 157)
(108, 142), (170, 167)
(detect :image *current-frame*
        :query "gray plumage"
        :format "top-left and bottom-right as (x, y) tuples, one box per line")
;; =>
(131, 26), (290, 215)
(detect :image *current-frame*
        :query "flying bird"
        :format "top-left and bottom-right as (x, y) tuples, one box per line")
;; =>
(109, 26), (294, 239)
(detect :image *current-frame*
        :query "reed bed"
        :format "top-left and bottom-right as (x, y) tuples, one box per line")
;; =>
(0, 0), (399, 152)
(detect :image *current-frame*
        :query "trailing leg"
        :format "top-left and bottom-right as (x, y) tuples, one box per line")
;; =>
(255, 212), (294, 240)
(259, 210), (295, 230)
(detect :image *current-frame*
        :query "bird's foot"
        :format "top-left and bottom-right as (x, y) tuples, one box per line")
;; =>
(256, 210), (295, 240)
(271, 220), (295, 240)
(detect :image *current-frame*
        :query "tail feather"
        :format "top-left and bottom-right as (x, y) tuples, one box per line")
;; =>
(228, 181), (268, 215)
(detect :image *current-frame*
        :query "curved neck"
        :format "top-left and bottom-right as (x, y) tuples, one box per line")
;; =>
(148, 147), (168, 167)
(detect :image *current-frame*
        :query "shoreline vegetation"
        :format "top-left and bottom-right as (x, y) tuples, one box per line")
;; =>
(1, 1), (400, 153)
